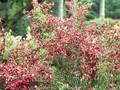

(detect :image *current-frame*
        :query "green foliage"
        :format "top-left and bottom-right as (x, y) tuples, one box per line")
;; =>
(86, 0), (99, 20)
(0, 0), (30, 20)
(12, 17), (29, 36)
(12, 15), (30, 36)
(94, 59), (110, 90)
(50, 0), (59, 17)
(0, 0), (31, 36)
(34, 7), (45, 21)
(3, 32), (22, 60)
(106, 0), (120, 19)
(53, 67), (67, 90)
(80, 0), (93, 4)
(87, 0), (120, 20)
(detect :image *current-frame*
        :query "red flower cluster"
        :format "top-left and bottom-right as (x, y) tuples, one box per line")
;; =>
(0, 42), (53, 90)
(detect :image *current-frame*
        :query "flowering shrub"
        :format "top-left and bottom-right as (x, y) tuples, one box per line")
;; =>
(27, 3), (103, 83)
(0, 40), (53, 90)
(27, 3), (120, 89)
(0, 1), (120, 90)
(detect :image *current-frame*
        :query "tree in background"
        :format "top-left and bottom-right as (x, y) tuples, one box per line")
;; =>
(99, 0), (105, 18)
(87, 0), (120, 20)
(58, 0), (64, 19)
(106, 0), (120, 19)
